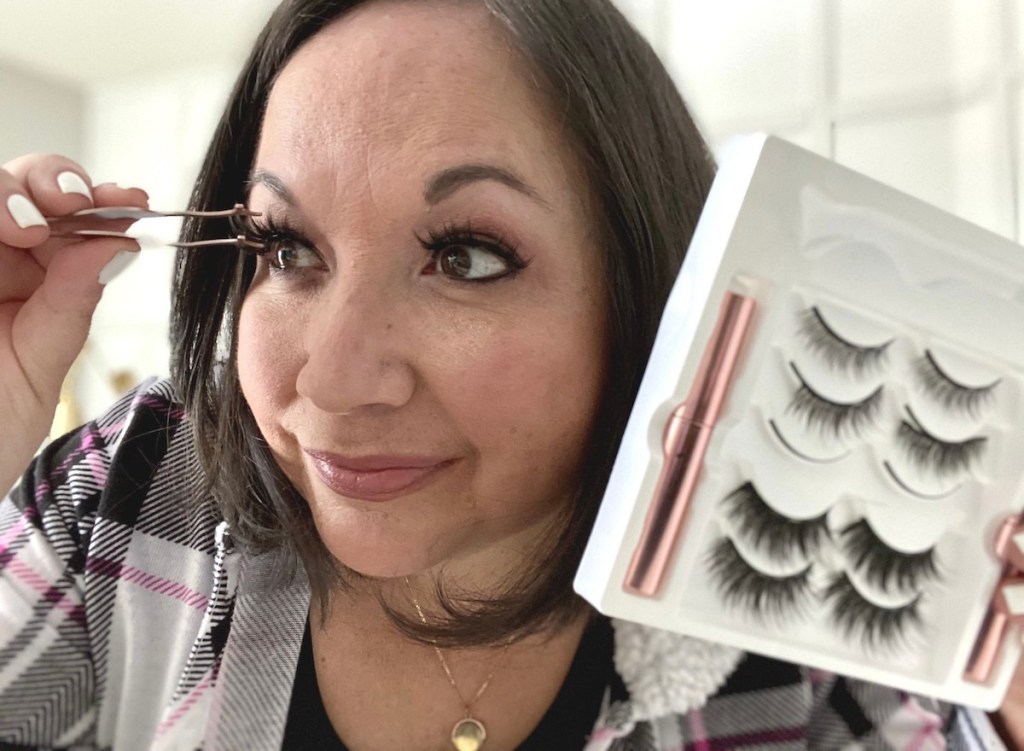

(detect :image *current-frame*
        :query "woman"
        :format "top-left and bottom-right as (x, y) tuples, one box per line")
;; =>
(0, 0), (1017, 748)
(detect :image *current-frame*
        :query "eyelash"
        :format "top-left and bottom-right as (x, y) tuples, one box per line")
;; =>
(824, 573), (922, 650)
(722, 482), (830, 564)
(416, 221), (527, 283)
(897, 408), (987, 477)
(787, 362), (884, 439)
(840, 520), (940, 592)
(233, 215), (528, 282)
(799, 307), (892, 376)
(713, 482), (937, 646)
(915, 350), (999, 418)
(233, 214), (309, 271)
(706, 537), (814, 622)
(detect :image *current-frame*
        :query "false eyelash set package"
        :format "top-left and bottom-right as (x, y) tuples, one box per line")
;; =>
(575, 134), (1024, 708)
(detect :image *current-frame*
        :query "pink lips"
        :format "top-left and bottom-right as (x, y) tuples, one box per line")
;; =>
(304, 450), (453, 501)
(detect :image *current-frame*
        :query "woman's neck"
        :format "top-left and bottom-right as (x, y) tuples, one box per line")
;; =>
(310, 584), (592, 751)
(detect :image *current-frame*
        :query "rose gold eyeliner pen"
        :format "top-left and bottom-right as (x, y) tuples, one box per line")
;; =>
(624, 291), (756, 597)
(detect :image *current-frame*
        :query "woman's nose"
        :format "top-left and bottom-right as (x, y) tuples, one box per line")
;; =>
(294, 283), (416, 415)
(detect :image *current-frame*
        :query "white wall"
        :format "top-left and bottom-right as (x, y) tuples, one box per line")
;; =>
(76, 66), (238, 420)
(0, 63), (83, 165)
(657, 0), (1022, 242)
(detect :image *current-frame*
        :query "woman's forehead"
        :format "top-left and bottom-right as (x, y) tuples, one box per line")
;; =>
(255, 2), (581, 212)
(273, 1), (520, 112)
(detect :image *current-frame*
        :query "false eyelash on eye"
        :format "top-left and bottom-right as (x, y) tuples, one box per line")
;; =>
(722, 482), (830, 563)
(840, 520), (940, 592)
(798, 307), (893, 376)
(229, 212), (302, 257)
(824, 573), (922, 650)
(706, 537), (814, 621)
(915, 350), (1000, 418)
(787, 362), (884, 439)
(415, 220), (528, 279)
(229, 210), (268, 242)
(897, 407), (987, 478)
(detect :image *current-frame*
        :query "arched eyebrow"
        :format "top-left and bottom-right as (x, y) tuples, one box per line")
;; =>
(247, 164), (552, 212)
(424, 164), (552, 211)
(247, 169), (298, 206)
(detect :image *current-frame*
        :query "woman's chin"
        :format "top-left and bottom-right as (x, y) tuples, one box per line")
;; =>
(321, 534), (444, 581)
(333, 551), (431, 581)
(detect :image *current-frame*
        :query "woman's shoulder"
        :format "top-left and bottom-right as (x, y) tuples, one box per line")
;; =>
(45, 375), (186, 461)
(11, 376), (218, 554)
(0, 380), (224, 750)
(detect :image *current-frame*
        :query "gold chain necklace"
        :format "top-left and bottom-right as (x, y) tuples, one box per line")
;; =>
(404, 577), (508, 751)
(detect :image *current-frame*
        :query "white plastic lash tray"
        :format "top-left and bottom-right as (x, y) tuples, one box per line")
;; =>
(575, 134), (1024, 709)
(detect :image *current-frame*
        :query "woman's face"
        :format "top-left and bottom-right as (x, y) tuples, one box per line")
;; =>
(238, 0), (608, 581)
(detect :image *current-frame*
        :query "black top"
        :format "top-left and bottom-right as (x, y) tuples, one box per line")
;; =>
(282, 615), (625, 750)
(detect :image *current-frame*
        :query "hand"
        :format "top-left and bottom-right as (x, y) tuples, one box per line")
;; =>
(0, 154), (148, 494)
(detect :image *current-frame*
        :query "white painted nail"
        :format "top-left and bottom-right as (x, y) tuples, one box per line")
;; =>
(56, 171), (93, 203)
(6, 194), (47, 228)
(98, 250), (138, 286)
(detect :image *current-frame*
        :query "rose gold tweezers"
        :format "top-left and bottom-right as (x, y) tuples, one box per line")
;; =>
(45, 203), (263, 250)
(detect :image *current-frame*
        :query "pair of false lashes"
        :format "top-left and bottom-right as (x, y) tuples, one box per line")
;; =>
(777, 365), (987, 481)
(798, 306), (1001, 419)
(707, 483), (938, 648)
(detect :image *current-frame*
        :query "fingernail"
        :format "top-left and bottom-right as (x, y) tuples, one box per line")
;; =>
(98, 249), (138, 286)
(56, 171), (93, 203)
(6, 194), (47, 228)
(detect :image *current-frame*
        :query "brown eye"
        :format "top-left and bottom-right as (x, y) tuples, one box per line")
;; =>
(436, 245), (509, 280)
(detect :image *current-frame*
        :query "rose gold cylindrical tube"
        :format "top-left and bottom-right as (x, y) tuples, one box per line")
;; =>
(624, 292), (756, 597)
(965, 515), (1024, 684)
(965, 609), (1010, 685)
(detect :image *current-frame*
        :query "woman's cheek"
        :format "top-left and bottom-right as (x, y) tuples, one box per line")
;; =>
(449, 324), (596, 455)
(237, 296), (299, 421)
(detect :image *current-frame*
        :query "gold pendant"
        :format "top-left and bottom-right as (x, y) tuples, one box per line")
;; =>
(451, 717), (487, 751)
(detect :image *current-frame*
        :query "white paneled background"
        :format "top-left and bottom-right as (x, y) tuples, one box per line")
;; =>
(0, 1), (1022, 428)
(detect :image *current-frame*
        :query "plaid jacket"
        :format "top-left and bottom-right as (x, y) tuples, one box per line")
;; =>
(0, 379), (1005, 750)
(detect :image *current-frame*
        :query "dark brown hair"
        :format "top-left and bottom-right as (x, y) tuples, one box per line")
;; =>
(170, 0), (713, 647)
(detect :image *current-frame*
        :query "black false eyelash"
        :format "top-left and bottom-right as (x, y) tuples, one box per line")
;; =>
(915, 351), (1000, 418)
(229, 210), (266, 242)
(897, 407), (987, 478)
(841, 520), (940, 592)
(417, 220), (527, 271)
(787, 362), (884, 439)
(229, 212), (292, 258)
(825, 573), (922, 649)
(706, 537), (814, 621)
(723, 482), (830, 563)
(799, 307), (893, 376)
